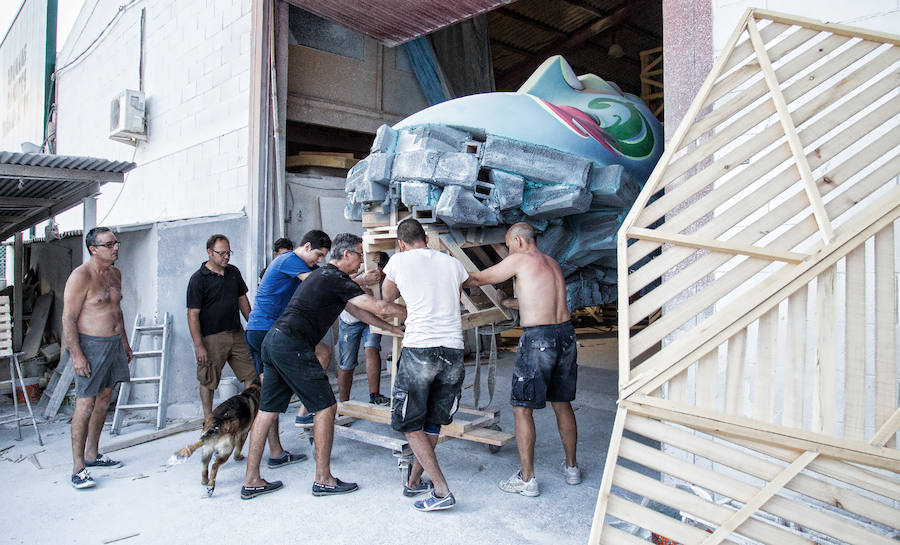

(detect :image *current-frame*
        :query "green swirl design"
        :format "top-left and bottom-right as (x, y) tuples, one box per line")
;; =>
(587, 98), (655, 158)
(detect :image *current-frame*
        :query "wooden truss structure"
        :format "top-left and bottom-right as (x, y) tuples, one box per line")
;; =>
(591, 9), (899, 544)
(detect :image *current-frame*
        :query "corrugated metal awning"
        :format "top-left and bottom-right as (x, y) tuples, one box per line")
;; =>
(0, 151), (136, 241)
(284, 0), (515, 46)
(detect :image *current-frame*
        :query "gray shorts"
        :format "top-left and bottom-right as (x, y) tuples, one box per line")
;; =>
(72, 334), (131, 398)
(391, 346), (464, 434)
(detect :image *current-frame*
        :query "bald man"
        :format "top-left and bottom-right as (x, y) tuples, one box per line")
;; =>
(464, 222), (580, 497)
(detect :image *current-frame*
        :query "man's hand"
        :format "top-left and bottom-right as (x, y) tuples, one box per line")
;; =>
(124, 343), (134, 363)
(357, 268), (380, 286)
(194, 342), (208, 364)
(388, 324), (405, 337)
(73, 355), (91, 378)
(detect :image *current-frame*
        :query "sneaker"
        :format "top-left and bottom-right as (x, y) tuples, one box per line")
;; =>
(413, 491), (456, 511)
(369, 393), (390, 406)
(71, 468), (96, 489)
(563, 462), (582, 485)
(294, 413), (315, 427)
(240, 480), (283, 500)
(267, 451), (308, 469)
(84, 454), (122, 469)
(403, 478), (434, 497)
(499, 471), (540, 497)
(312, 478), (359, 496)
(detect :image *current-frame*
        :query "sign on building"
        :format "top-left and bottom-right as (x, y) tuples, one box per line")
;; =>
(0, 0), (56, 152)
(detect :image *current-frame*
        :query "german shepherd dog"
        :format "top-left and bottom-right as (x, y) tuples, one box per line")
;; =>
(171, 377), (261, 495)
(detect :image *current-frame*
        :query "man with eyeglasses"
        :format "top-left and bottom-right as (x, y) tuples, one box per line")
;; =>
(241, 233), (406, 500)
(63, 226), (133, 489)
(186, 234), (257, 420)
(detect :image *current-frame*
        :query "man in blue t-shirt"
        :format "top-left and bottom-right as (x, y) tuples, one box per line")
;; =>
(244, 230), (331, 469)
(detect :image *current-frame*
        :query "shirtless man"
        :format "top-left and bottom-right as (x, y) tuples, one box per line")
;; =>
(62, 227), (133, 489)
(464, 222), (580, 497)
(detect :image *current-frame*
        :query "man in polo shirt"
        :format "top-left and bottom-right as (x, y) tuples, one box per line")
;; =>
(187, 234), (257, 420)
(240, 233), (406, 500)
(244, 230), (331, 469)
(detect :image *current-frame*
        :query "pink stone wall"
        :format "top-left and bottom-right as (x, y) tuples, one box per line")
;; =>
(662, 0), (713, 140)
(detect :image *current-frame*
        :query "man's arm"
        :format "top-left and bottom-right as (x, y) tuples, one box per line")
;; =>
(347, 293), (406, 321)
(113, 269), (133, 362)
(344, 301), (404, 337)
(238, 294), (251, 321)
(353, 269), (380, 287)
(381, 277), (400, 303)
(462, 254), (521, 287)
(187, 308), (207, 364)
(62, 268), (91, 377)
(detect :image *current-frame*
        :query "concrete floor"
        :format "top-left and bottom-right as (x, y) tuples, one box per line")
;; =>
(0, 346), (619, 545)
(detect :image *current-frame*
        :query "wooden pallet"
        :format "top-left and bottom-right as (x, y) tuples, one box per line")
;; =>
(591, 9), (900, 545)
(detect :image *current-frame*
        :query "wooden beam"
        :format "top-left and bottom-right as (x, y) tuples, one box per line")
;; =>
(103, 418), (204, 453)
(746, 17), (834, 243)
(752, 8), (900, 45)
(587, 407), (627, 544)
(627, 227), (807, 263)
(496, 0), (651, 89)
(622, 396), (900, 470)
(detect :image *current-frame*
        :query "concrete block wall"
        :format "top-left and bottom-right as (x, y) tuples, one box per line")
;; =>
(54, 0), (253, 230)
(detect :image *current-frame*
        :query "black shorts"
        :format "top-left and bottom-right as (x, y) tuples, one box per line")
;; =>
(259, 328), (336, 414)
(511, 322), (577, 409)
(391, 346), (464, 434)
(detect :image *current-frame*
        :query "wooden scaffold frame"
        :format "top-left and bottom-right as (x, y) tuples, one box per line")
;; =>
(591, 9), (899, 545)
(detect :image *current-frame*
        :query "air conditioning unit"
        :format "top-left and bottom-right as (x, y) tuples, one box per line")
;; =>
(109, 89), (148, 144)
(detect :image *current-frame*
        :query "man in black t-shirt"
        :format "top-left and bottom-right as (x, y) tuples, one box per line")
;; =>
(186, 234), (257, 420)
(240, 233), (406, 500)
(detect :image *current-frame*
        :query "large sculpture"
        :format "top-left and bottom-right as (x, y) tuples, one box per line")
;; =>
(345, 56), (663, 309)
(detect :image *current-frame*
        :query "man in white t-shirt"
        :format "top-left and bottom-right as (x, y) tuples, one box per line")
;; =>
(381, 219), (469, 512)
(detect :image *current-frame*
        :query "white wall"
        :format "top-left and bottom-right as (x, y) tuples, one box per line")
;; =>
(53, 0), (253, 230)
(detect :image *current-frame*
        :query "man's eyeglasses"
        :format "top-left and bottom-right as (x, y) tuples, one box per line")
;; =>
(347, 250), (362, 257)
(92, 241), (120, 249)
(212, 249), (234, 257)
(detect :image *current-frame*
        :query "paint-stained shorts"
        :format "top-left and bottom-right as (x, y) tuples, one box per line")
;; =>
(391, 347), (464, 434)
(259, 327), (336, 414)
(73, 334), (131, 398)
(197, 330), (257, 389)
(511, 322), (577, 409)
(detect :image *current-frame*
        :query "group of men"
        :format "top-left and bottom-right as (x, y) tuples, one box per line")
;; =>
(63, 219), (580, 512)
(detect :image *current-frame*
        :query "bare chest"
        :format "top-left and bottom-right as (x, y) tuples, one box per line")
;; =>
(86, 273), (122, 308)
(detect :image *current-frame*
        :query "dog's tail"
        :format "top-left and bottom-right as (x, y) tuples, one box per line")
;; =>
(167, 440), (204, 466)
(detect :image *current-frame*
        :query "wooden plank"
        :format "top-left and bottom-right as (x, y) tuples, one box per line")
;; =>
(751, 18), (834, 242)
(627, 413), (900, 528)
(695, 351), (717, 410)
(441, 235), (511, 320)
(588, 407), (627, 545)
(461, 308), (507, 330)
(689, 34), (877, 144)
(20, 292), (53, 360)
(813, 266), (836, 435)
(631, 53), (899, 267)
(754, 308), (778, 423)
(783, 288), (807, 428)
(624, 396), (900, 470)
(333, 425), (409, 452)
(844, 246), (866, 441)
(627, 184), (900, 397)
(873, 224), (896, 448)
(724, 329), (746, 416)
(730, 434), (900, 503)
(613, 466), (812, 545)
(618, 433), (896, 545)
(606, 494), (738, 545)
(700, 450), (819, 545)
(285, 152), (359, 170)
(103, 418), (204, 453)
(870, 407), (900, 447)
(752, 8), (900, 45)
(627, 227), (807, 263)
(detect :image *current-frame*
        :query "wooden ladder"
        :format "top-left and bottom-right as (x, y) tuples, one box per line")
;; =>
(111, 313), (172, 434)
